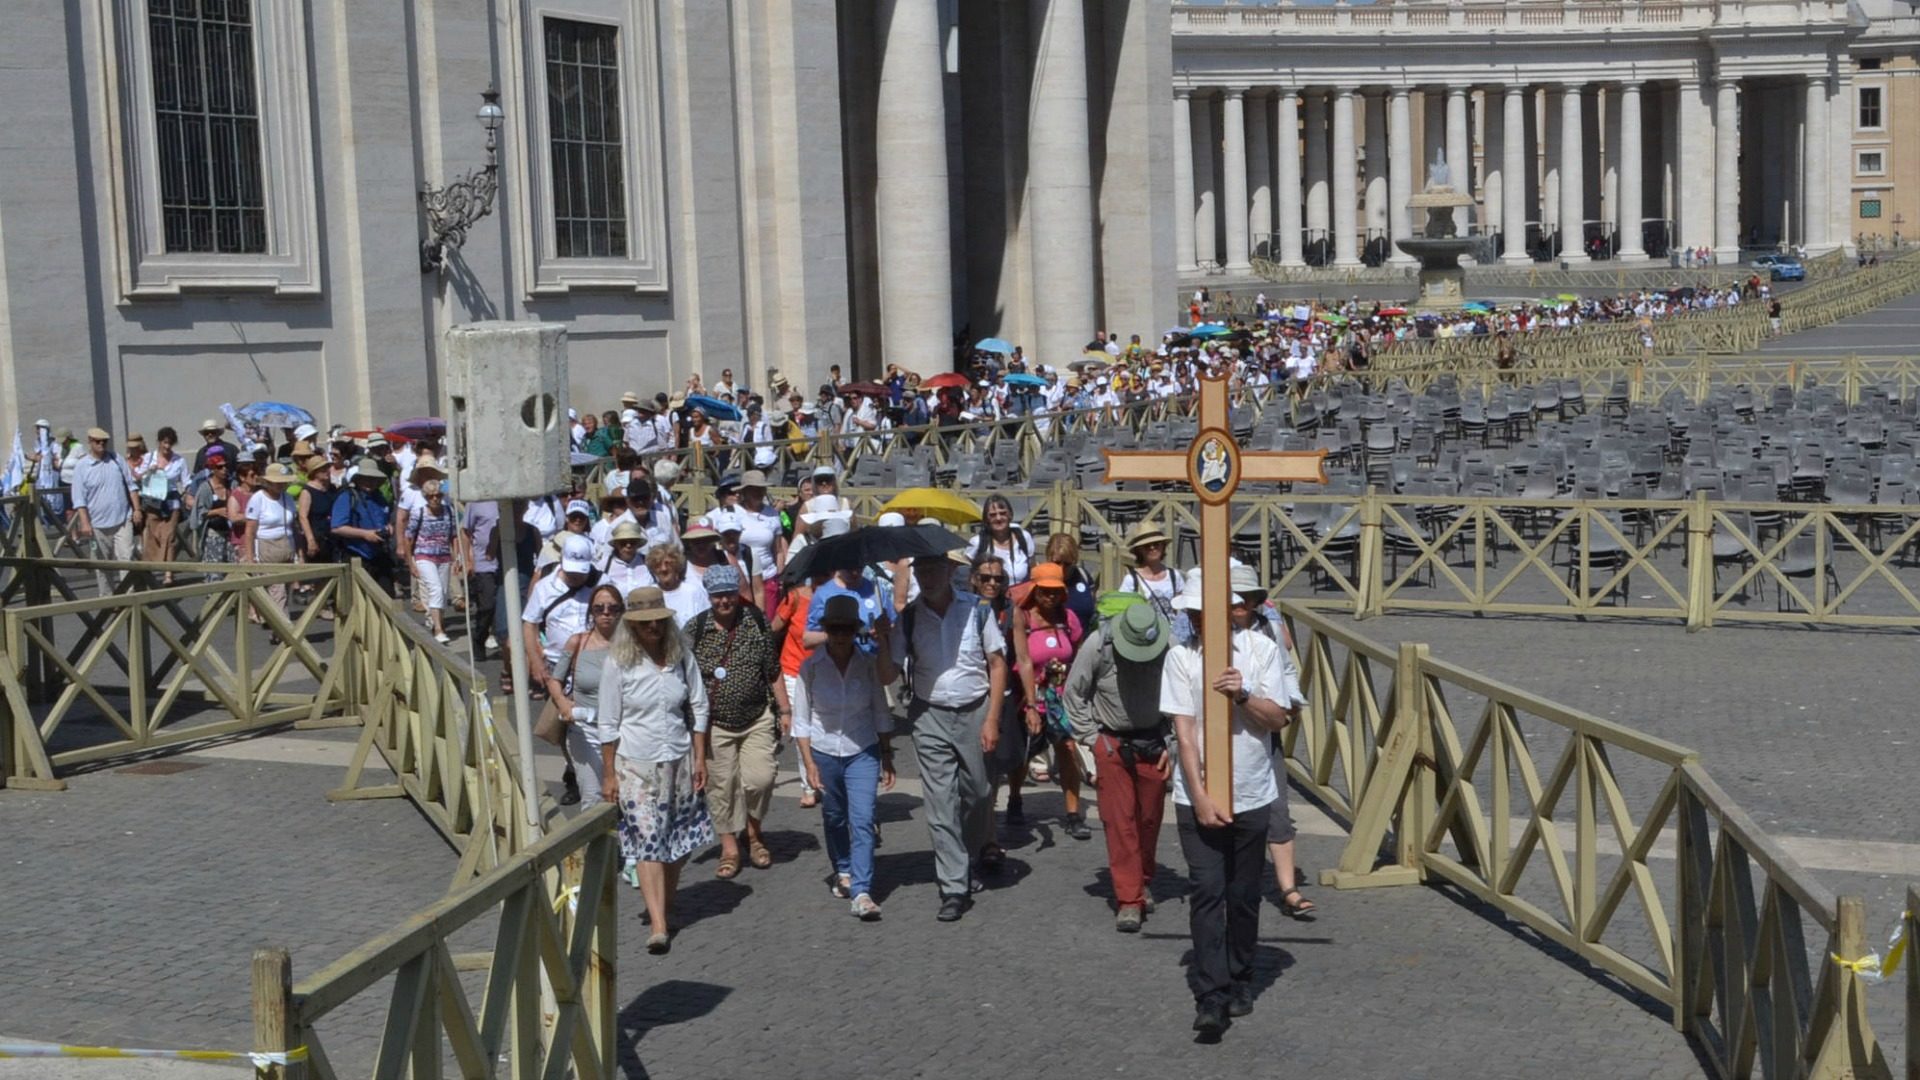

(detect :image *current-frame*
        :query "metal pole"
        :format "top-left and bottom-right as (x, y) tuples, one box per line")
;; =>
(501, 497), (543, 836)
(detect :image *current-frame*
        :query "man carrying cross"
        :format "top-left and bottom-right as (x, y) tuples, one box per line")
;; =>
(1161, 569), (1302, 1039)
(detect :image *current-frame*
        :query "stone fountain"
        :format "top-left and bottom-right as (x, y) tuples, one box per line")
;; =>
(1395, 150), (1479, 312)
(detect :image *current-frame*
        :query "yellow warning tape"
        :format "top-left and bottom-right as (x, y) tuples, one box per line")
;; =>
(1831, 912), (1910, 983)
(0, 1043), (307, 1066)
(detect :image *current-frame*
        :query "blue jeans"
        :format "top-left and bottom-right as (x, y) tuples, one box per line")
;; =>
(812, 744), (881, 898)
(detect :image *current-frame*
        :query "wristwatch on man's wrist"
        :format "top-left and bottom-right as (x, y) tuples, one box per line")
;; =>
(1234, 687), (1251, 706)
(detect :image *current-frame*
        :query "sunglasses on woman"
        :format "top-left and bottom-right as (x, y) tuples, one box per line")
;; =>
(976, 573), (1008, 584)
(589, 603), (622, 614)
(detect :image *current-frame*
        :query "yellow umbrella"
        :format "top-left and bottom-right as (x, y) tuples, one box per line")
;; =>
(879, 487), (983, 526)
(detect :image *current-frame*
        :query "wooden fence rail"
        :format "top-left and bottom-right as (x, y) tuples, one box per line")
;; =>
(252, 806), (619, 1079)
(1274, 602), (1895, 1076)
(0, 562), (348, 788)
(325, 564), (534, 886)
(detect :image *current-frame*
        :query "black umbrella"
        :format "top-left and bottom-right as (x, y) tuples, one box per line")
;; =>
(781, 525), (968, 584)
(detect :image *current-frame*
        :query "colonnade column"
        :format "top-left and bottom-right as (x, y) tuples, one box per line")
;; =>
(1303, 92), (1330, 259)
(1501, 84), (1530, 263)
(1331, 88), (1360, 266)
(1220, 87), (1252, 272)
(1247, 91), (1272, 260)
(1275, 90), (1305, 266)
(1542, 86), (1562, 240)
(1559, 82), (1589, 263)
(1193, 93), (1217, 267)
(1173, 89), (1196, 271)
(1483, 87), (1505, 251)
(873, 0), (954, 373)
(1387, 87), (1415, 265)
(1714, 77), (1741, 262)
(1446, 85), (1471, 235)
(1364, 91), (1389, 258)
(1802, 74), (1829, 251)
(1616, 82), (1646, 259)
(1029, 0), (1096, 359)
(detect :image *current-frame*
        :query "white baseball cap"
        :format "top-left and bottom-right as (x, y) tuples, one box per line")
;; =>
(565, 499), (593, 518)
(560, 534), (594, 574)
(293, 423), (318, 441)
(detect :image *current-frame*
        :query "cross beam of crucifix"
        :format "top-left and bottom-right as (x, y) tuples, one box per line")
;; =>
(1101, 373), (1328, 809)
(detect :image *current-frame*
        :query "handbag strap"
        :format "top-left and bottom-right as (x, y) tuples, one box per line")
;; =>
(560, 632), (588, 698)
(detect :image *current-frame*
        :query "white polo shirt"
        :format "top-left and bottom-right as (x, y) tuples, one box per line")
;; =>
(1160, 628), (1303, 815)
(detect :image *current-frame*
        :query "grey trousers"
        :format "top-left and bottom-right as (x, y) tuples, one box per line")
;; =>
(910, 697), (995, 898)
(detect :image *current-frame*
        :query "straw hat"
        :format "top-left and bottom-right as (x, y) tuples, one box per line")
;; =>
(610, 521), (647, 544)
(262, 462), (299, 486)
(410, 455), (447, 481)
(622, 586), (675, 623)
(1124, 522), (1171, 552)
(350, 458), (385, 482)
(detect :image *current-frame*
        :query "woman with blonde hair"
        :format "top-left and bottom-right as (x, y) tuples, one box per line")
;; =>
(647, 543), (710, 627)
(406, 479), (463, 643)
(598, 586), (713, 954)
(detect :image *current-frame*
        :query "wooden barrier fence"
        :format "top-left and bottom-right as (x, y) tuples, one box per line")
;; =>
(324, 563), (535, 886)
(1275, 603), (1895, 1076)
(764, 485), (1920, 631)
(0, 561), (348, 789)
(250, 805), (620, 1079)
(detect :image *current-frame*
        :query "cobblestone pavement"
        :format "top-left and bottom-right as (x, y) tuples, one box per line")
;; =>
(1758, 287), (1920, 354)
(0, 752), (452, 1058)
(605, 780), (1705, 1080)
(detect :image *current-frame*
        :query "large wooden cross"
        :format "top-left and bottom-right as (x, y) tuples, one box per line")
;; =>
(1102, 372), (1328, 809)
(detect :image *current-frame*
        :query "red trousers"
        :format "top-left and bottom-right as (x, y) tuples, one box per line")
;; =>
(1092, 734), (1170, 908)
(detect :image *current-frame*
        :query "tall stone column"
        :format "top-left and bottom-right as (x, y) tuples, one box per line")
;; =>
(1484, 88), (1505, 251)
(1331, 87), (1360, 266)
(1446, 85), (1471, 234)
(1276, 90), (1305, 266)
(1604, 88), (1622, 247)
(1364, 91), (1389, 256)
(1714, 77), (1741, 262)
(874, 0), (954, 373)
(1542, 86), (1562, 238)
(1173, 89), (1196, 271)
(1193, 92), (1217, 267)
(1501, 85), (1531, 263)
(1220, 87), (1252, 272)
(1247, 91), (1273, 260)
(1387, 87), (1415, 265)
(1559, 82), (1589, 263)
(1029, 0), (1096, 358)
(1802, 74), (1828, 251)
(1617, 83), (1646, 258)
(1830, 73), (1852, 251)
(1676, 79), (1715, 251)
(1303, 91), (1330, 258)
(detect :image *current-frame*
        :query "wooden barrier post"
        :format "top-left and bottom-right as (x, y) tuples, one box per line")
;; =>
(252, 947), (304, 1079)
(1355, 489), (1384, 619)
(1686, 490), (1713, 630)
(1321, 641), (1427, 890)
(1807, 896), (1893, 1078)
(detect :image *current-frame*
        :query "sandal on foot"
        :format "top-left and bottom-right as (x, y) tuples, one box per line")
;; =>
(646, 933), (671, 955)
(1281, 889), (1317, 918)
(715, 855), (742, 880)
(978, 844), (1005, 872)
(748, 840), (773, 869)
(826, 873), (852, 899)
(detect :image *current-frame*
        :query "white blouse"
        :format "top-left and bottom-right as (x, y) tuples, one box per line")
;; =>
(245, 490), (296, 542)
(596, 647), (708, 763)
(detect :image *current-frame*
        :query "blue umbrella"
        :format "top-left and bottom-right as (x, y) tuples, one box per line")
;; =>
(1462, 301), (1494, 312)
(1003, 372), (1047, 389)
(235, 401), (315, 428)
(975, 337), (1015, 355)
(1189, 323), (1232, 338)
(684, 394), (742, 422)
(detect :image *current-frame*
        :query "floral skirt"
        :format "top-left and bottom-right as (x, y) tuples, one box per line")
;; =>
(615, 754), (715, 865)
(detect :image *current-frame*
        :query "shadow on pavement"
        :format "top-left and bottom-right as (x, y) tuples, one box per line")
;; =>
(617, 979), (731, 1076)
